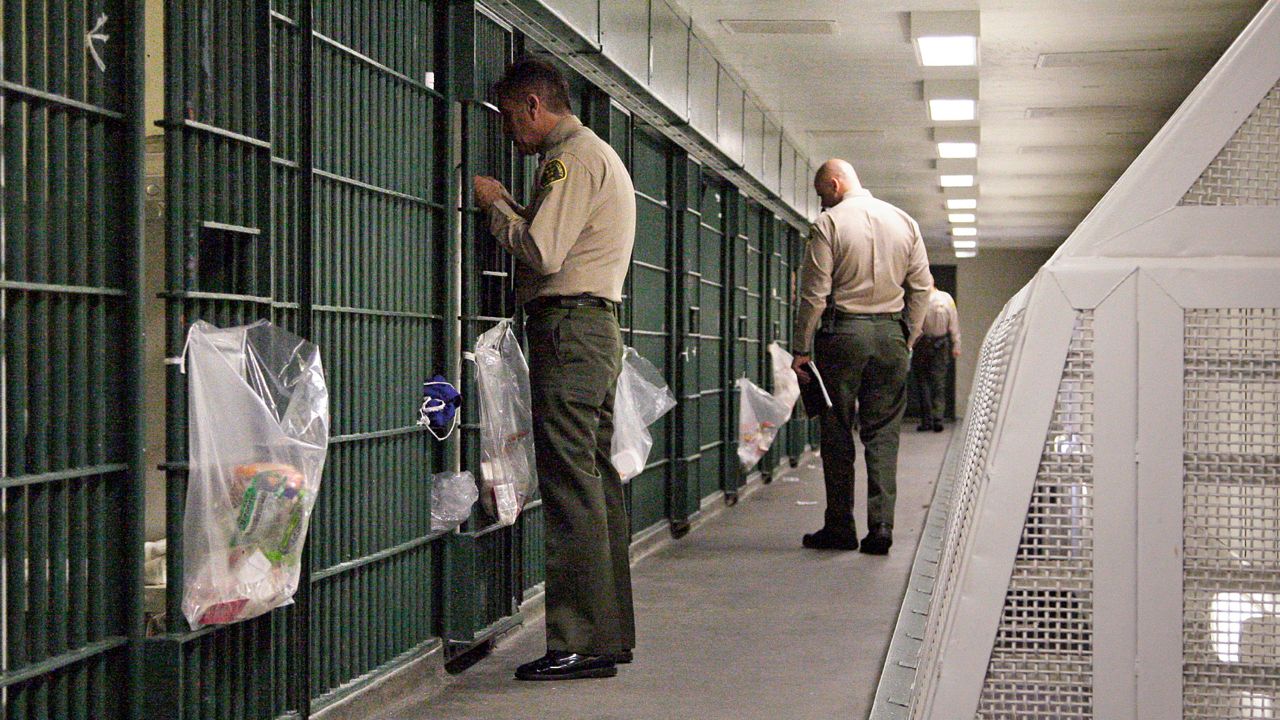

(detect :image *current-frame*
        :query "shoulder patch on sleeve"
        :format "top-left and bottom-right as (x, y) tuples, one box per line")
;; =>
(540, 158), (568, 188)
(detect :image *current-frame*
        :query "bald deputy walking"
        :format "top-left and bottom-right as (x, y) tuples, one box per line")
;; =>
(473, 58), (636, 681)
(791, 159), (933, 555)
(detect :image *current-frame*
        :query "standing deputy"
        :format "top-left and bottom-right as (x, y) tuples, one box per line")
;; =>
(473, 58), (636, 681)
(791, 159), (932, 555)
(913, 287), (961, 432)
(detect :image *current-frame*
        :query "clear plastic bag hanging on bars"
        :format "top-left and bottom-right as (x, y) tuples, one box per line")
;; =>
(611, 347), (677, 481)
(767, 342), (800, 421)
(430, 470), (480, 532)
(736, 377), (790, 471)
(181, 320), (329, 629)
(471, 320), (538, 527)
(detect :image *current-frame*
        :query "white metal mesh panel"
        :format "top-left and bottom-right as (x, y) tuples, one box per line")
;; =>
(911, 309), (1025, 718)
(1184, 308), (1280, 719)
(978, 313), (1095, 718)
(1181, 79), (1280, 206)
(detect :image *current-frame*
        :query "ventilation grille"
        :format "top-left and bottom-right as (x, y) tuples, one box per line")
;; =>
(911, 308), (1025, 719)
(1184, 309), (1280, 718)
(1035, 48), (1169, 69)
(978, 312), (1095, 718)
(1181, 79), (1280, 206)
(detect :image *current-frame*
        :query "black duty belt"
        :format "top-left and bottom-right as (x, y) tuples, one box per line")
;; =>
(821, 310), (902, 334)
(525, 295), (616, 314)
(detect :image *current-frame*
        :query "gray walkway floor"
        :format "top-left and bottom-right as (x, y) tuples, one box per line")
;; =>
(373, 427), (953, 720)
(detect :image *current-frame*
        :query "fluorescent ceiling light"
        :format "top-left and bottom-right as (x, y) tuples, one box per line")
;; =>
(952, 239), (978, 249)
(946, 198), (977, 210)
(938, 141), (977, 158)
(911, 12), (980, 66)
(952, 227), (978, 237)
(928, 99), (975, 122)
(955, 250), (977, 258)
(940, 174), (974, 187)
(949, 213), (976, 223)
(916, 36), (977, 66)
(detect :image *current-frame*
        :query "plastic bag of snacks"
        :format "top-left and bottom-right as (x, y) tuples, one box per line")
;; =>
(736, 377), (790, 471)
(611, 347), (677, 480)
(471, 320), (538, 526)
(181, 320), (329, 629)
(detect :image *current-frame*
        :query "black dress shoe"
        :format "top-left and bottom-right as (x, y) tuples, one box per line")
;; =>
(802, 527), (859, 550)
(608, 649), (633, 664)
(515, 651), (617, 681)
(859, 525), (893, 555)
(932, 420), (944, 432)
(916, 421), (932, 432)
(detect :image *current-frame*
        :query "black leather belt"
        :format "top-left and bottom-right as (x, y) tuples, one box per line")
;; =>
(821, 310), (902, 334)
(525, 295), (616, 313)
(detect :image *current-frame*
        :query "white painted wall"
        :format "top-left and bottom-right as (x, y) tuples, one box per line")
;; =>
(954, 248), (1055, 413)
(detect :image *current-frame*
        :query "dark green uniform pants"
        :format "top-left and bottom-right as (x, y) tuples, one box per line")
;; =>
(525, 306), (635, 656)
(814, 315), (910, 532)
(911, 335), (951, 424)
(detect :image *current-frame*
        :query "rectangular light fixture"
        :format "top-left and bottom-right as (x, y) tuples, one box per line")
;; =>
(924, 80), (979, 123)
(917, 36), (977, 66)
(929, 99), (975, 122)
(948, 213), (976, 223)
(946, 198), (977, 210)
(952, 227), (978, 236)
(952, 239), (978, 249)
(938, 141), (977, 158)
(940, 174), (974, 187)
(955, 250), (978, 258)
(911, 12), (980, 67)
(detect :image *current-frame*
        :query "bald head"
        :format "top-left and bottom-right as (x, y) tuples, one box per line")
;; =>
(814, 159), (861, 209)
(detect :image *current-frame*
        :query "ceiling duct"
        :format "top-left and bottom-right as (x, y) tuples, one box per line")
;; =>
(719, 19), (837, 35)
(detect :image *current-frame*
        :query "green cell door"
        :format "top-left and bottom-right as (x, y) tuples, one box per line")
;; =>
(730, 194), (769, 486)
(2, 0), (146, 717)
(676, 165), (730, 512)
(154, 0), (453, 716)
(444, 5), (530, 657)
(623, 123), (675, 535)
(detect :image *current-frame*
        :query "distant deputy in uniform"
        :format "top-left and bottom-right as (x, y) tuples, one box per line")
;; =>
(472, 57), (637, 681)
(791, 159), (932, 555)
(912, 287), (961, 433)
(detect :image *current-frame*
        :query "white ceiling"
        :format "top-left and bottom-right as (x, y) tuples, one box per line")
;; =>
(675, 0), (1266, 254)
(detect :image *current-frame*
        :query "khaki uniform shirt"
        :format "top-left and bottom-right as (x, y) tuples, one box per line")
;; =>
(921, 288), (961, 353)
(487, 115), (636, 306)
(792, 189), (933, 353)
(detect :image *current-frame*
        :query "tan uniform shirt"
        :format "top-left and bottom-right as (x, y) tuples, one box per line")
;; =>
(792, 189), (933, 353)
(921, 288), (961, 353)
(487, 115), (636, 306)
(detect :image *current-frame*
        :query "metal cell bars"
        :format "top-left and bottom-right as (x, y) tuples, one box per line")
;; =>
(977, 312), (1095, 718)
(308, 0), (445, 702)
(629, 126), (675, 532)
(1183, 308), (1280, 718)
(2, 0), (142, 715)
(1181, 78), (1280, 206)
(910, 309), (1025, 720)
(691, 169), (730, 502)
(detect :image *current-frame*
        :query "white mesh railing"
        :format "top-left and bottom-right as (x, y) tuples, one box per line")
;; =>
(1181, 79), (1280, 207)
(1183, 308), (1280, 719)
(978, 313), (1095, 718)
(911, 308), (1025, 718)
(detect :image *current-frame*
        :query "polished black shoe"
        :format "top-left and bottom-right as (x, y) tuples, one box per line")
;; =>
(802, 527), (859, 550)
(515, 651), (617, 681)
(916, 421), (932, 432)
(932, 420), (944, 432)
(859, 525), (893, 555)
(608, 649), (633, 664)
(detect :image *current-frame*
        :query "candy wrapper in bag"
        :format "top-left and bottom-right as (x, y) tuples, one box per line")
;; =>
(736, 377), (790, 471)
(182, 320), (329, 629)
(472, 320), (537, 527)
(611, 347), (676, 481)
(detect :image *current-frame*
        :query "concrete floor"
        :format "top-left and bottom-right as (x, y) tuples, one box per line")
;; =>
(372, 426), (953, 720)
